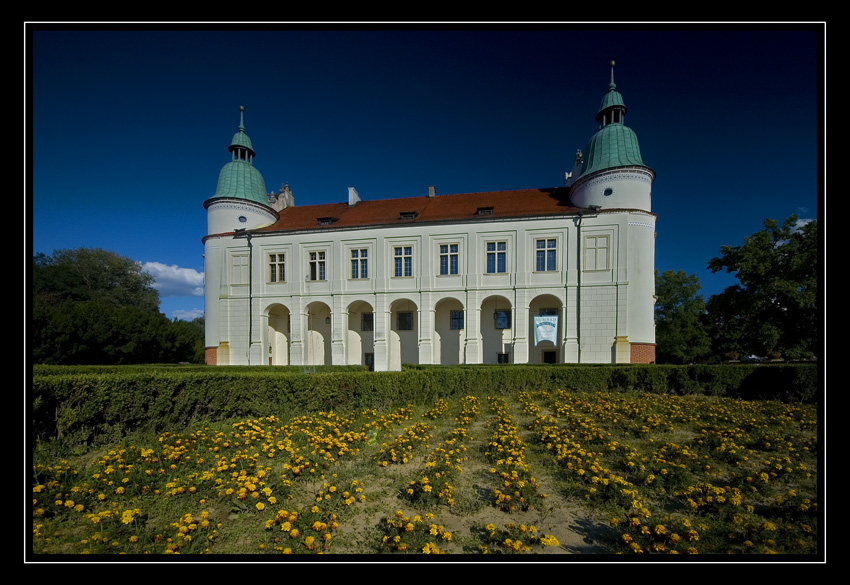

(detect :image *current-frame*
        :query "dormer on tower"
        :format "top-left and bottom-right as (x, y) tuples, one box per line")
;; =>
(568, 62), (655, 212)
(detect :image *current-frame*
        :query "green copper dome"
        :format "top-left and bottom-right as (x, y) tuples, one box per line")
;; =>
(596, 83), (625, 117)
(214, 159), (269, 205)
(579, 123), (645, 176)
(230, 120), (254, 153)
(577, 61), (648, 179)
(211, 107), (270, 206)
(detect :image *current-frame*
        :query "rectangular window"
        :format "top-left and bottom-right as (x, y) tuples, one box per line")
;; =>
(439, 244), (459, 275)
(394, 246), (413, 277)
(361, 312), (373, 331)
(397, 311), (413, 330)
(584, 235), (610, 271)
(494, 309), (511, 329)
(497, 353), (510, 364)
(231, 254), (249, 285)
(535, 238), (557, 271)
(351, 248), (368, 279)
(450, 310), (464, 330)
(486, 241), (507, 274)
(309, 251), (326, 281)
(269, 253), (285, 283)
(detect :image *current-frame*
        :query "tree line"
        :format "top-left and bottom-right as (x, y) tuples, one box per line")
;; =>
(32, 248), (204, 365)
(655, 214), (819, 364)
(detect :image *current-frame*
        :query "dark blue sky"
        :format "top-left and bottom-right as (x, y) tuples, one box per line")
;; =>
(29, 25), (823, 320)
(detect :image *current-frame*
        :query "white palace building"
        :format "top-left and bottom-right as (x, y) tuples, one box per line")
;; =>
(202, 63), (657, 370)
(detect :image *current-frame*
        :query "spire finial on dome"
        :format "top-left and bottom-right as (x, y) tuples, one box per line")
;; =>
(609, 60), (616, 90)
(238, 106), (245, 131)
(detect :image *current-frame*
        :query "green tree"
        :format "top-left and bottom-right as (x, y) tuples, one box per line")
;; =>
(32, 248), (204, 364)
(654, 269), (711, 364)
(705, 215), (818, 360)
(34, 248), (159, 311)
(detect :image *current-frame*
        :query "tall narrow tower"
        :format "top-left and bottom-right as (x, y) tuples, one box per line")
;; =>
(570, 62), (658, 363)
(202, 107), (277, 365)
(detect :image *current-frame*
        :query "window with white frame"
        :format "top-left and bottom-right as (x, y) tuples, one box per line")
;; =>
(268, 253), (285, 283)
(486, 241), (507, 274)
(439, 243), (459, 275)
(350, 248), (369, 279)
(361, 312), (373, 331)
(231, 254), (249, 285)
(394, 246), (413, 277)
(535, 238), (557, 272)
(309, 251), (326, 281)
(583, 235), (610, 271)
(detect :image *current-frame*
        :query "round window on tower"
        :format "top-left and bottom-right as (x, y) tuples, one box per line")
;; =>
(603, 187), (614, 197)
(238, 215), (248, 223)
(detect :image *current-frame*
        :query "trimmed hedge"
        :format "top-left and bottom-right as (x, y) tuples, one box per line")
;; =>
(31, 363), (818, 449)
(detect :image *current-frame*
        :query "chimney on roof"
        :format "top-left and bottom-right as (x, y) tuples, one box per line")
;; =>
(428, 185), (436, 198)
(348, 187), (361, 206)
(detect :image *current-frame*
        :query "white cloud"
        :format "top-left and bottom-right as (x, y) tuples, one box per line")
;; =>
(793, 217), (814, 232)
(143, 262), (204, 298)
(171, 308), (205, 321)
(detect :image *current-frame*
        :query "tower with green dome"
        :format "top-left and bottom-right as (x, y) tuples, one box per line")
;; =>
(202, 107), (279, 365)
(204, 106), (278, 235)
(568, 61), (655, 212)
(568, 62), (657, 364)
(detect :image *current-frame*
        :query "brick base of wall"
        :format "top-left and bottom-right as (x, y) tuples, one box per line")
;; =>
(630, 343), (656, 364)
(205, 347), (217, 366)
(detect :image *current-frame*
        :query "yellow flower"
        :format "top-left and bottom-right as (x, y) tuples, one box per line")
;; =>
(541, 535), (560, 547)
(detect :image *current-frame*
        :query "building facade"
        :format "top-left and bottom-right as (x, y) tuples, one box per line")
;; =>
(203, 63), (657, 369)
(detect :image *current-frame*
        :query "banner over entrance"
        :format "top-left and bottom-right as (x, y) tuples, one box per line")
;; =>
(533, 316), (558, 346)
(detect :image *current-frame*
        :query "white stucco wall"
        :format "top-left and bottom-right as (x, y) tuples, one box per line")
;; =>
(203, 207), (656, 369)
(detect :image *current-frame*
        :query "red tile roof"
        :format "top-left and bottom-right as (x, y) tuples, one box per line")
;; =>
(257, 187), (580, 233)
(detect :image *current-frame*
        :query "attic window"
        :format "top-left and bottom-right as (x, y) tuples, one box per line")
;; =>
(399, 211), (418, 220)
(317, 217), (336, 226)
(477, 206), (494, 216)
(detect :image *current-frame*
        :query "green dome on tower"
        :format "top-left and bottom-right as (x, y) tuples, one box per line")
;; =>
(579, 123), (645, 175)
(576, 61), (649, 180)
(210, 107), (270, 207)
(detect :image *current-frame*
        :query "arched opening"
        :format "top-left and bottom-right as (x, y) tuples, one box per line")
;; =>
(434, 297), (464, 365)
(480, 295), (513, 364)
(389, 298), (419, 370)
(529, 294), (563, 364)
(347, 300), (375, 370)
(305, 301), (332, 366)
(267, 303), (291, 365)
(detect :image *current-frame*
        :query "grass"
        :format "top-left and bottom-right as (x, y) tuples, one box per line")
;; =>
(31, 388), (819, 557)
